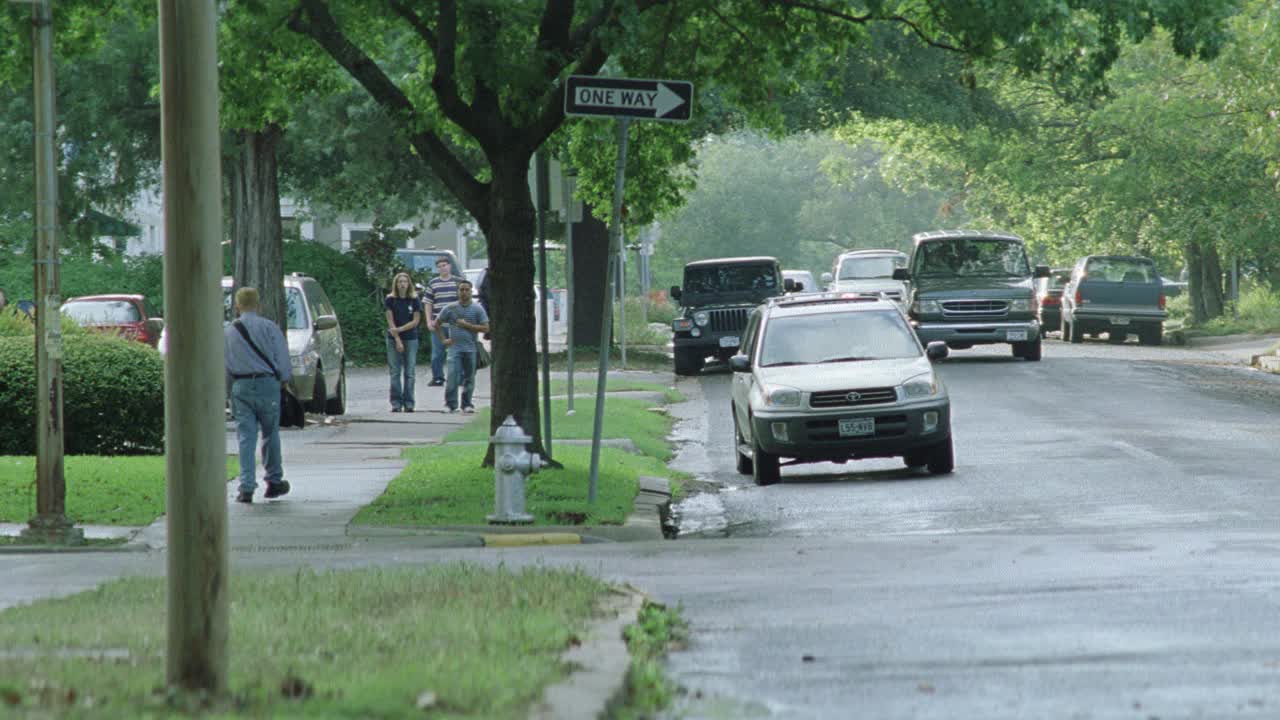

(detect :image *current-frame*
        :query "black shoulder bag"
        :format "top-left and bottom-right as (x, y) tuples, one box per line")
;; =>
(232, 320), (305, 428)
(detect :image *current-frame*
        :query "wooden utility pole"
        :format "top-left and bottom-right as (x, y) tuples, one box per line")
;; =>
(21, 0), (81, 546)
(160, 0), (228, 693)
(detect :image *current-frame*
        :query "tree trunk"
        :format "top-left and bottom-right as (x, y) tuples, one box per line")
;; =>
(570, 205), (612, 347)
(229, 125), (286, 330)
(482, 155), (547, 465)
(1185, 240), (1225, 324)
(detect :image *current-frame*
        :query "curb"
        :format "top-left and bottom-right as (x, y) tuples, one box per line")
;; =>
(529, 585), (647, 720)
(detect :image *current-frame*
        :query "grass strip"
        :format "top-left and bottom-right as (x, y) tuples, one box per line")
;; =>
(543, 377), (683, 404)
(0, 456), (238, 526)
(446, 396), (675, 461)
(0, 564), (606, 719)
(352, 443), (671, 527)
(610, 601), (689, 719)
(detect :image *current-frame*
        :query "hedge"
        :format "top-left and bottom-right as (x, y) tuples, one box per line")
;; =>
(0, 333), (165, 455)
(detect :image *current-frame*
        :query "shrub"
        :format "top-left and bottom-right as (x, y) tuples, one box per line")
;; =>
(282, 241), (386, 367)
(0, 254), (165, 314)
(0, 333), (164, 455)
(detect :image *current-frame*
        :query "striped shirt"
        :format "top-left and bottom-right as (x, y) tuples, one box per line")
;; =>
(424, 275), (460, 320)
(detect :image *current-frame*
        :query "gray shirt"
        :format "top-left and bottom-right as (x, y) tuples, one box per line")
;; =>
(436, 300), (488, 353)
(224, 311), (292, 383)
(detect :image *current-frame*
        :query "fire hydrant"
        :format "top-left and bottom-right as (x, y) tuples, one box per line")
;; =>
(488, 416), (544, 524)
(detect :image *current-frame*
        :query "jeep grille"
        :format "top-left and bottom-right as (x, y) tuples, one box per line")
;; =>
(941, 300), (1008, 318)
(810, 387), (897, 409)
(709, 308), (749, 333)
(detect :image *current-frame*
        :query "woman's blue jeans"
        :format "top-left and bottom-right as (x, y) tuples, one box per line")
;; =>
(387, 335), (419, 410)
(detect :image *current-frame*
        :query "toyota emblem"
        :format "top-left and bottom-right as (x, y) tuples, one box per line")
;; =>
(845, 391), (862, 402)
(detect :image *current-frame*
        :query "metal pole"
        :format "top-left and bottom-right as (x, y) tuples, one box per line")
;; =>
(536, 149), (552, 457)
(639, 245), (648, 327)
(1232, 257), (1239, 320)
(588, 118), (630, 502)
(160, 0), (228, 692)
(22, 0), (80, 546)
(564, 171), (575, 415)
(618, 229), (627, 368)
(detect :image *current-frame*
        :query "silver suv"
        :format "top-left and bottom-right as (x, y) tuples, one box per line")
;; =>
(822, 249), (909, 302)
(729, 293), (953, 485)
(222, 273), (347, 415)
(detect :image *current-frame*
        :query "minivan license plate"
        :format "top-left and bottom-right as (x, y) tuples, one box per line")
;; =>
(1110, 317), (1130, 325)
(1006, 329), (1028, 341)
(839, 417), (875, 437)
(719, 336), (739, 348)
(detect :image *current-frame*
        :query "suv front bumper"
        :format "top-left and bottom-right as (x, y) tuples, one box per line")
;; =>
(673, 332), (743, 354)
(913, 319), (1041, 346)
(751, 398), (950, 461)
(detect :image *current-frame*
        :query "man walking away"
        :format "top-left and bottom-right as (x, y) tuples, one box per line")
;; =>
(225, 286), (292, 504)
(435, 279), (489, 413)
(423, 256), (459, 387)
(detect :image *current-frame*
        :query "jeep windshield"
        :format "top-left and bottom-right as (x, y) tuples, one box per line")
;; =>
(682, 263), (778, 302)
(759, 310), (920, 367)
(914, 238), (1030, 278)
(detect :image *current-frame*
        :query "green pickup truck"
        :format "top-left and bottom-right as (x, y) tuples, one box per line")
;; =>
(1060, 255), (1167, 345)
(893, 230), (1050, 361)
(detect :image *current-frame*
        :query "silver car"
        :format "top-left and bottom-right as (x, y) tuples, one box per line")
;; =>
(729, 293), (952, 485)
(821, 249), (909, 302)
(221, 273), (347, 415)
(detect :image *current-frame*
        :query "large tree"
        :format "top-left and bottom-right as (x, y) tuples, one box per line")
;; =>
(282, 0), (1232, 459)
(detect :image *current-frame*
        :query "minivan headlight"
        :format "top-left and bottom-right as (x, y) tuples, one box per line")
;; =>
(763, 385), (802, 408)
(1009, 298), (1032, 312)
(912, 299), (941, 314)
(901, 373), (938, 399)
(693, 311), (711, 327)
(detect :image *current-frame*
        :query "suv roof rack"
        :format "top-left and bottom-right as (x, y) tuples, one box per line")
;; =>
(911, 229), (1022, 244)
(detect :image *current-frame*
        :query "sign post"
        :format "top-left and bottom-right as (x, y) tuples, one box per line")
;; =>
(565, 75), (693, 501)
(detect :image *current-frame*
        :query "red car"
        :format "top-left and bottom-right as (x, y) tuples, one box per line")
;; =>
(61, 294), (164, 347)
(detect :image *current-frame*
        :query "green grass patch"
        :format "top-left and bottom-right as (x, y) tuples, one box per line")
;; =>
(543, 347), (672, 373)
(447, 397), (676, 462)
(0, 456), (239, 526)
(0, 564), (607, 718)
(611, 601), (689, 719)
(352, 443), (669, 527)
(542, 378), (684, 405)
(1182, 284), (1280, 337)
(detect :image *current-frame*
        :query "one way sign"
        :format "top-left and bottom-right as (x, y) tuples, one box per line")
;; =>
(565, 76), (694, 122)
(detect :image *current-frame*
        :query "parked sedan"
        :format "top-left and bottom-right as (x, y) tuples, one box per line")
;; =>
(1034, 268), (1072, 335)
(61, 294), (163, 347)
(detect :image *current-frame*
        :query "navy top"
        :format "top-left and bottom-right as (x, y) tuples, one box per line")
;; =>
(384, 295), (423, 340)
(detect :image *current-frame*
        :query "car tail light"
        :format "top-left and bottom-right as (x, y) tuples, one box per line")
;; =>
(1041, 296), (1060, 307)
(1159, 294), (1166, 310)
(1074, 288), (1083, 305)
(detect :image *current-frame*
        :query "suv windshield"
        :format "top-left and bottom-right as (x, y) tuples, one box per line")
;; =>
(1084, 257), (1157, 283)
(684, 263), (778, 295)
(838, 256), (902, 280)
(915, 238), (1030, 278)
(759, 309), (920, 367)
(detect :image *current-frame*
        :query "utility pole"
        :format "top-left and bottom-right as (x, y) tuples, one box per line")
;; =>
(160, 0), (228, 693)
(21, 0), (81, 546)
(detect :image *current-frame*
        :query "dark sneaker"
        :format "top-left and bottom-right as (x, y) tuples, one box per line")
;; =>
(264, 481), (290, 499)
(235, 491), (253, 504)
(404, 408), (415, 413)
(429, 378), (445, 386)
(391, 407), (402, 413)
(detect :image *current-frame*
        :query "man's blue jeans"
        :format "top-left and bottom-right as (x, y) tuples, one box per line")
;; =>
(231, 376), (284, 494)
(387, 335), (419, 410)
(429, 327), (447, 383)
(445, 348), (477, 410)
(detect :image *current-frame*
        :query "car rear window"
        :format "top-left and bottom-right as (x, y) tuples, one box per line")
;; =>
(1084, 258), (1157, 283)
(838, 256), (902, 280)
(759, 309), (920, 366)
(62, 300), (140, 324)
(684, 264), (778, 294)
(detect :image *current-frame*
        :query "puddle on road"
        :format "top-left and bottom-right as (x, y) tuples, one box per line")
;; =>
(669, 491), (730, 538)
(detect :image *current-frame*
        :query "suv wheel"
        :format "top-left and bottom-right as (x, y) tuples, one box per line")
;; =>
(751, 432), (780, 486)
(674, 348), (704, 376)
(1138, 323), (1162, 346)
(903, 450), (927, 469)
(307, 369), (327, 414)
(1065, 318), (1083, 344)
(1012, 337), (1042, 361)
(325, 363), (347, 415)
(927, 436), (954, 475)
(733, 410), (753, 475)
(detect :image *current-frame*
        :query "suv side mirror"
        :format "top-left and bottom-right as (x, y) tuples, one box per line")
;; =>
(728, 354), (751, 372)
(783, 278), (797, 292)
(821, 272), (833, 284)
(925, 341), (949, 361)
(314, 314), (339, 331)
(669, 285), (682, 301)
(1034, 265), (1050, 278)
(892, 268), (910, 280)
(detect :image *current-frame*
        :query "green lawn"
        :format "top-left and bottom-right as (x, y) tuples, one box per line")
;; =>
(543, 377), (683, 404)
(0, 456), (238, 526)
(352, 443), (671, 527)
(448, 396), (676, 461)
(0, 564), (608, 719)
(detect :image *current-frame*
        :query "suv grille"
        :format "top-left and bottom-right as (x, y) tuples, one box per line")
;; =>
(709, 308), (749, 333)
(810, 387), (897, 409)
(942, 300), (1008, 318)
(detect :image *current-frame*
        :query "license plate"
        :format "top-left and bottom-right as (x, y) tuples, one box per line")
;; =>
(1110, 317), (1130, 326)
(719, 336), (740, 348)
(838, 417), (875, 437)
(1006, 329), (1028, 341)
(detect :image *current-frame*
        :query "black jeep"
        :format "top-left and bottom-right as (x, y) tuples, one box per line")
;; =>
(670, 256), (794, 375)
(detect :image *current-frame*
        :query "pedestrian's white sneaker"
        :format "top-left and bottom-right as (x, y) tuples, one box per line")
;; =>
(462, 406), (476, 414)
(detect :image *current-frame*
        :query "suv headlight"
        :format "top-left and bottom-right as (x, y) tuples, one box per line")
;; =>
(912, 299), (941, 314)
(901, 373), (938, 399)
(1009, 298), (1032, 312)
(672, 317), (693, 332)
(693, 310), (710, 327)
(763, 385), (802, 408)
